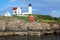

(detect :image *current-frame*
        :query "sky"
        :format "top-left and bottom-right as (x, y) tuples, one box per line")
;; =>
(0, 0), (60, 17)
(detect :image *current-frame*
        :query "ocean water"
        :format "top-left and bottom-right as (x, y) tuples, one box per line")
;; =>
(0, 34), (60, 40)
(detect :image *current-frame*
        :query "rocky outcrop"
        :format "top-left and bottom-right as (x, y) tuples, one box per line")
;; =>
(0, 20), (5, 31)
(0, 19), (60, 32)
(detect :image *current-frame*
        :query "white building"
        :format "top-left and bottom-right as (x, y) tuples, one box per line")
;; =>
(16, 7), (22, 15)
(4, 11), (11, 16)
(13, 4), (32, 16)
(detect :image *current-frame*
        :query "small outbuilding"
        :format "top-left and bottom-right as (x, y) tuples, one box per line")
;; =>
(4, 11), (11, 16)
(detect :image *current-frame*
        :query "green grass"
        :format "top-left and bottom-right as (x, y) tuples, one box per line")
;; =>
(0, 14), (59, 24)
(12, 14), (60, 24)
(40, 19), (55, 22)
(12, 15), (30, 22)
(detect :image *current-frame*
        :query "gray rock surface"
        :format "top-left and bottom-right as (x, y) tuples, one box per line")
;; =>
(0, 19), (60, 31)
(0, 20), (5, 31)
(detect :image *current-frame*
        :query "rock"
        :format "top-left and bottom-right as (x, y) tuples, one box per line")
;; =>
(0, 19), (60, 32)
(53, 24), (60, 29)
(5, 20), (20, 31)
(0, 20), (5, 31)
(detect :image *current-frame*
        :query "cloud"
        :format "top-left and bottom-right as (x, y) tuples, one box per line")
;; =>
(52, 11), (56, 13)
(45, 0), (55, 2)
(45, 0), (60, 3)
(50, 11), (60, 17)
(33, 8), (42, 11)
(9, 0), (17, 2)
(9, 0), (19, 2)
(33, 9), (38, 11)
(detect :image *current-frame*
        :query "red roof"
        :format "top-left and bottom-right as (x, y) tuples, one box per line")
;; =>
(13, 7), (17, 10)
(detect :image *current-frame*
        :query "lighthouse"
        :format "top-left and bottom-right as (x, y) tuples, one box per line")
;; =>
(28, 4), (32, 14)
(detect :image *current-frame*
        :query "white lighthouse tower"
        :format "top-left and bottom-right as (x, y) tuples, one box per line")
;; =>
(28, 4), (32, 14)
